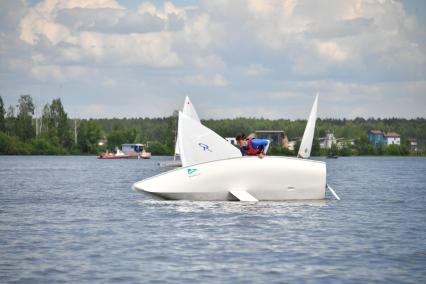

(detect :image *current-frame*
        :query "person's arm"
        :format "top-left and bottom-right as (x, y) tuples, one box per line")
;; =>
(262, 139), (270, 154)
(252, 139), (270, 154)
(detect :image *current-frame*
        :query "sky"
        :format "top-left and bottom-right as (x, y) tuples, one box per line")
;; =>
(0, 0), (425, 119)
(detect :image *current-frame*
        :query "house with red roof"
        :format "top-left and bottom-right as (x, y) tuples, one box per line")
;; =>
(384, 132), (401, 146)
(368, 130), (400, 146)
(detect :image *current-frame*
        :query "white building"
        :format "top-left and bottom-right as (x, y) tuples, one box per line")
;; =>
(319, 131), (337, 149)
(384, 132), (400, 146)
(409, 139), (418, 152)
(336, 139), (355, 150)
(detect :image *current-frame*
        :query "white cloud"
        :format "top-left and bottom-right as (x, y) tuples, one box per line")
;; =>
(31, 65), (87, 81)
(76, 31), (181, 66)
(20, 14), (75, 45)
(243, 64), (271, 77)
(1, 0), (425, 119)
(183, 13), (223, 49)
(17, 0), (185, 74)
(177, 73), (228, 87)
(193, 54), (226, 69)
(19, 0), (123, 45)
(138, 1), (185, 21)
(316, 41), (348, 62)
(102, 77), (118, 87)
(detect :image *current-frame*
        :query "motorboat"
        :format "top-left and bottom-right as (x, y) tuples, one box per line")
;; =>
(98, 148), (130, 159)
(133, 95), (338, 201)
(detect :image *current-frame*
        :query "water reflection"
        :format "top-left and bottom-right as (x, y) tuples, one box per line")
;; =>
(135, 199), (329, 216)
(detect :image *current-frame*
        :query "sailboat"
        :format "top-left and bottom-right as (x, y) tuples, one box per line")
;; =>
(158, 96), (200, 167)
(134, 94), (330, 201)
(174, 96), (201, 160)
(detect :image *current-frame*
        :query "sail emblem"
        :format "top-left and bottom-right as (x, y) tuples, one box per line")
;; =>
(198, 143), (212, 152)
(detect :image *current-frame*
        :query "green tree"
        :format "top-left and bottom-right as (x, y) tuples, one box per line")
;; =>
(16, 95), (35, 141)
(268, 145), (295, 156)
(41, 103), (50, 134)
(166, 112), (178, 150)
(311, 137), (321, 156)
(375, 143), (385, 155)
(146, 141), (171, 155)
(294, 140), (301, 155)
(5, 105), (16, 135)
(31, 137), (62, 155)
(49, 98), (72, 148)
(385, 144), (401, 155)
(0, 96), (5, 131)
(78, 120), (102, 153)
(354, 134), (370, 155)
(338, 142), (352, 156)
(0, 131), (17, 154)
(400, 144), (410, 155)
(106, 128), (137, 150)
(328, 143), (339, 156)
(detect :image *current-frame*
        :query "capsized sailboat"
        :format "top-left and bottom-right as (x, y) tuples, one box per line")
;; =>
(134, 94), (327, 201)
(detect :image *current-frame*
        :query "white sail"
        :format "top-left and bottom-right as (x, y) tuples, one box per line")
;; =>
(298, 94), (319, 159)
(178, 111), (242, 167)
(182, 96), (200, 121)
(174, 96), (201, 156)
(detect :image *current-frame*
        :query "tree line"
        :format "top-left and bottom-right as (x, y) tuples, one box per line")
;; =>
(0, 94), (425, 156)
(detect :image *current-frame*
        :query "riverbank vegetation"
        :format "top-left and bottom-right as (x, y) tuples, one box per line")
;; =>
(0, 95), (425, 156)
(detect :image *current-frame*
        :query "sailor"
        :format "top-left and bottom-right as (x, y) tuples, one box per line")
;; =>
(235, 133), (270, 159)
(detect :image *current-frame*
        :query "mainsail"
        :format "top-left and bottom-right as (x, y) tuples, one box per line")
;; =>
(178, 111), (242, 167)
(297, 94), (319, 159)
(174, 96), (200, 157)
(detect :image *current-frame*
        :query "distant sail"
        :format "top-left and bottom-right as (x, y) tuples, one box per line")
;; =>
(298, 94), (319, 159)
(178, 111), (241, 167)
(175, 96), (200, 157)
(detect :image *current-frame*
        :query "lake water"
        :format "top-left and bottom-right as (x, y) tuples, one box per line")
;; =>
(0, 156), (425, 283)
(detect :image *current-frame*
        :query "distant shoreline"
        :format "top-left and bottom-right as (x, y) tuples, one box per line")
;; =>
(1, 95), (425, 157)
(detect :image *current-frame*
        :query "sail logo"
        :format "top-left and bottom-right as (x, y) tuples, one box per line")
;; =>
(198, 143), (212, 152)
(187, 168), (200, 177)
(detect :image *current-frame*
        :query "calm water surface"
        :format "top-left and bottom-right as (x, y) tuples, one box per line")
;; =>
(0, 156), (425, 283)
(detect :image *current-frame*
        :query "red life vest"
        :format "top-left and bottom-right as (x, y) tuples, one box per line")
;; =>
(242, 137), (262, 155)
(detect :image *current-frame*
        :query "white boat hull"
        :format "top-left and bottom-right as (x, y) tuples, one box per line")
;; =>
(133, 156), (326, 201)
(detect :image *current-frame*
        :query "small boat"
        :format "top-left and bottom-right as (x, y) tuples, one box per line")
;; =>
(122, 143), (151, 159)
(327, 154), (338, 159)
(98, 149), (130, 159)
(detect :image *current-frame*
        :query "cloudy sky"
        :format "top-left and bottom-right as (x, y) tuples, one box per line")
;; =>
(0, 0), (425, 119)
